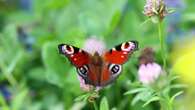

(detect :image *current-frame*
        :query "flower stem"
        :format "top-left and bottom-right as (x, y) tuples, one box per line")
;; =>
(168, 102), (173, 110)
(93, 101), (98, 110)
(158, 19), (172, 110)
(160, 100), (173, 110)
(158, 94), (173, 110)
(158, 21), (166, 69)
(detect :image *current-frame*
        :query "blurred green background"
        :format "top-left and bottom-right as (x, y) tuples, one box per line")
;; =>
(0, 0), (195, 110)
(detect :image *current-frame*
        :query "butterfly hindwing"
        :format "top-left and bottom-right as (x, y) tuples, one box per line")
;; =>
(104, 41), (138, 64)
(58, 44), (91, 67)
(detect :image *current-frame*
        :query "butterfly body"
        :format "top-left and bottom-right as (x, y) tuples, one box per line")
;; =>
(58, 41), (138, 87)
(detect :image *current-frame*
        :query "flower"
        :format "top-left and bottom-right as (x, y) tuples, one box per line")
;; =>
(143, 0), (168, 20)
(138, 63), (162, 84)
(77, 75), (94, 91)
(138, 47), (163, 84)
(83, 36), (106, 55)
(77, 75), (102, 92)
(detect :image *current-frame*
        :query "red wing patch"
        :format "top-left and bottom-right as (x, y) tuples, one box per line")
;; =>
(58, 44), (91, 67)
(104, 41), (138, 64)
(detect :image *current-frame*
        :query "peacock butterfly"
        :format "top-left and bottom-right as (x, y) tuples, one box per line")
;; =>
(58, 41), (138, 87)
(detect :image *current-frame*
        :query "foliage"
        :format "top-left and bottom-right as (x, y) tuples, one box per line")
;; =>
(0, 0), (194, 110)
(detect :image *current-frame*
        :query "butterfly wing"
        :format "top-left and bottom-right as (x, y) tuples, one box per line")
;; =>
(104, 41), (138, 64)
(100, 41), (138, 86)
(58, 44), (91, 67)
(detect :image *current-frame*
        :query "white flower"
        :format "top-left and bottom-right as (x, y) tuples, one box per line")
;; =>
(77, 75), (93, 91)
(143, 0), (168, 20)
(138, 47), (163, 84)
(83, 37), (105, 55)
(138, 63), (162, 84)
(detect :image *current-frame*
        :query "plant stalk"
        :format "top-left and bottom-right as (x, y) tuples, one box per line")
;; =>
(93, 101), (98, 110)
(158, 21), (166, 69)
(158, 20), (172, 110)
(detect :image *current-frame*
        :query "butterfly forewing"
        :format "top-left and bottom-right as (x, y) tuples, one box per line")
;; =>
(58, 44), (91, 67)
(104, 41), (138, 64)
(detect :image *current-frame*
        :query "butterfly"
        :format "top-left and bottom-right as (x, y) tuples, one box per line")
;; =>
(58, 41), (138, 87)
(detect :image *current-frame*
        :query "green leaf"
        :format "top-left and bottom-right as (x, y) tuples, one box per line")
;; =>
(131, 90), (154, 105)
(71, 102), (86, 110)
(131, 93), (143, 106)
(142, 96), (160, 107)
(0, 93), (9, 110)
(139, 18), (151, 27)
(75, 91), (99, 103)
(45, 69), (63, 87)
(11, 89), (28, 110)
(170, 75), (181, 82)
(100, 97), (109, 110)
(170, 91), (184, 103)
(124, 88), (146, 95)
(27, 67), (46, 81)
(170, 84), (188, 89)
(6, 51), (23, 74)
(106, 10), (121, 35)
(167, 8), (176, 14)
(74, 93), (90, 102)
(42, 42), (71, 87)
(42, 42), (70, 74)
